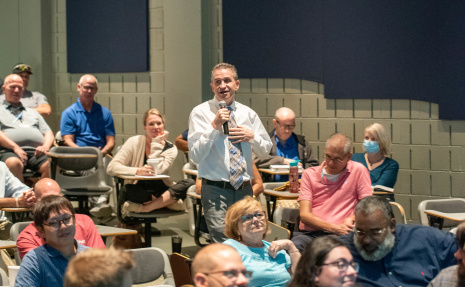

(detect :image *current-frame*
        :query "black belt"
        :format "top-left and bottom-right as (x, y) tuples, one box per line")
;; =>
(202, 179), (251, 190)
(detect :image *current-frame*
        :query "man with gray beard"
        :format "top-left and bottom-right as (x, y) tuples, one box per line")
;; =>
(341, 196), (457, 287)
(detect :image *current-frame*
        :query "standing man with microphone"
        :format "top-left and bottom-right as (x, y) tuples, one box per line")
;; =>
(188, 63), (272, 243)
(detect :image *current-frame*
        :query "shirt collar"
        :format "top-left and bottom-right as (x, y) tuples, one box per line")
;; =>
(3, 101), (25, 111)
(211, 96), (236, 111)
(76, 98), (96, 113)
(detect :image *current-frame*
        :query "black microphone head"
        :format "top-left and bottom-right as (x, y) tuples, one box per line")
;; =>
(219, 101), (227, 108)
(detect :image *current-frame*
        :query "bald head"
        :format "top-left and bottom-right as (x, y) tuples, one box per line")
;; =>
(34, 178), (61, 200)
(192, 244), (248, 287)
(274, 107), (295, 120)
(2, 74), (24, 104)
(273, 107), (296, 142)
(78, 74), (98, 86)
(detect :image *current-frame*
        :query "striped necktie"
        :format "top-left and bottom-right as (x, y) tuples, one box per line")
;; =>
(227, 107), (246, 190)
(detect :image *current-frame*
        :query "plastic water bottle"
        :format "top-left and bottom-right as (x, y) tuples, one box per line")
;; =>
(289, 160), (300, 193)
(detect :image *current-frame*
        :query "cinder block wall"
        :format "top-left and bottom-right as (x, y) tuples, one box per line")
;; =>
(210, 1), (465, 221)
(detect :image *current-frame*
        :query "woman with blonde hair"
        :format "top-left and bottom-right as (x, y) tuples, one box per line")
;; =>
(107, 108), (193, 216)
(223, 196), (300, 287)
(352, 123), (399, 188)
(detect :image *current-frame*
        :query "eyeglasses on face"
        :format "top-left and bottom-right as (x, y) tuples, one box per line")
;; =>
(241, 211), (265, 222)
(275, 120), (296, 130)
(43, 214), (74, 230)
(323, 154), (347, 163)
(322, 260), (359, 273)
(353, 227), (386, 239)
(204, 269), (253, 280)
(81, 85), (97, 92)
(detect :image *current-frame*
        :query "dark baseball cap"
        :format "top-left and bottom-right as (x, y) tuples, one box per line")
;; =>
(12, 63), (33, 75)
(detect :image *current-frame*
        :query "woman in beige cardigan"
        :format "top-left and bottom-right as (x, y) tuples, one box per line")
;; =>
(107, 108), (188, 217)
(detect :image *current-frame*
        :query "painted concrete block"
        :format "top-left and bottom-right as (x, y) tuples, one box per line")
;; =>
(451, 147), (465, 172)
(431, 121), (451, 146)
(268, 79), (284, 94)
(393, 195), (411, 220)
(410, 195), (435, 222)
(57, 33), (67, 53)
(411, 146), (430, 170)
(284, 78), (301, 94)
(150, 29), (164, 50)
(336, 120), (354, 139)
(301, 119), (318, 142)
(150, 73), (164, 93)
(430, 146), (450, 171)
(113, 115), (123, 135)
(353, 99), (371, 118)
(123, 74), (137, 93)
(150, 50), (164, 72)
(395, 170), (411, 195)
(451, 173), (465, 197)
(108, 75), (123, 93)
(411, 171), (431, 195)
(268, 96), (285, 117)
(57, 0), (66, 12)
(336, 99), (354, 118)
(150, 8), (163, 28)
(451, 122), (465, 146)
(373, 99), (391, 119)
(391, 100), (410, 119)
(251, 79), (267, 94)
(136, 73), (151, 93)
(123, 115), (137, 135)
(318, 97), (336, 118)
(248, 94), (267, 117)
(283, 95), (301, 117)
(149, 0), (163, 9)
(430, 103), (439, 120)
(57, 14), (66, 33)
(150, 96), (165, 113)
(238, 79), (251, 94)
(431, 172), (451, 197)
(411, 100), (430, 119)
(124, 94), (137, 114)
(302, 80), (319, 94)
(411, 121), (430, 145)
(57, 74), (70, 93)
(319, 120), (337, 142)
(391, 121), (410, 144)
(107, 94), (123, 114)
(136, 94), (151, 114)
(318, 83), (324, 95)
(301, 94), (318, 118)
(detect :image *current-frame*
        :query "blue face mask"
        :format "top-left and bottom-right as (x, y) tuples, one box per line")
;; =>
(363, 140), (380, 154)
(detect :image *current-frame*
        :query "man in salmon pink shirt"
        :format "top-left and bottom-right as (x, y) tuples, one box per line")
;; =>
(291, 133), (373, 253)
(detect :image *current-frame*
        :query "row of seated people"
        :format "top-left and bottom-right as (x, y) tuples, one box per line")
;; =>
(6, 180), (462, 287)
(1, 69), (115, 218)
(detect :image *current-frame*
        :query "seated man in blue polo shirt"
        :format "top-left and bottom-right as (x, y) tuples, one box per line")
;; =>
(254, 107), (318, 182)
(60, 74), (115, 218)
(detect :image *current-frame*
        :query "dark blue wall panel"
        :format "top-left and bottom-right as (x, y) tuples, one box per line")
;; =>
(223, 1), (465, 120)
(67, 0), (149, 73)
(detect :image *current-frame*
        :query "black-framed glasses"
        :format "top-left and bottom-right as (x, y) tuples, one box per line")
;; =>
(43, 214), (74, 230)
(81, 85), (97, 92)
(204, 269), (253, 280)
(275, 120), (296, 130)
(241, 211), (265, 222)
(323, 154), (347, 163)
(353, 227), (386, 239)
(322, 260), (359, 273)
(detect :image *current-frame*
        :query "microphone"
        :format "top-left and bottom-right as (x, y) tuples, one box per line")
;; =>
(218, 101), (229, 135)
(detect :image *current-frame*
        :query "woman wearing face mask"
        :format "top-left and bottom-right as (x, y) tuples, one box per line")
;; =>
(351, 123), (399, 188)
(288, 236), (359, 287)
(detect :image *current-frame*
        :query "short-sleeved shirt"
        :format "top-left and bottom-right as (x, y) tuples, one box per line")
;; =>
(0, 90), (48, 109)
(298, 160), (373, 231)
(60, 98), (115, 148)
(17, 213), (105, 259)
(224, 239), (291, 287)
(0, 101), (51, 148)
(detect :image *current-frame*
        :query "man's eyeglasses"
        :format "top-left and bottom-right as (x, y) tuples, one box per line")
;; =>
(81, 86), (97, 92)
(204, 269), (253, 280)
(241, 211), (265, 222)
(323, 154), (347, 163)
(322, 260), (359, 273)
(353, 227), (386, 239)
(43, 215), (74, 230)
(275, 120), (296, 130)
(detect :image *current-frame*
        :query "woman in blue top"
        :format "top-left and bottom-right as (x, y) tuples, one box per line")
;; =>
(223, 196), (301, 287)
(352, 123), (399, 188)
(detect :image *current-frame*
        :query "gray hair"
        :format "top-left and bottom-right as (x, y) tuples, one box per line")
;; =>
(325, 133), (352, 155)
(355, 196), (394, 220)
(211, 63), (238, 81)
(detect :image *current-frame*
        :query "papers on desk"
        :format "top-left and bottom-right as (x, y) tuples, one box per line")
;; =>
(373, 185), (394, 192)
(269, 165), (303, 172)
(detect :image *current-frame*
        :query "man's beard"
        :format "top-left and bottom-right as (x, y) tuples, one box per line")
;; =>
(353, 232), (396, 261)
